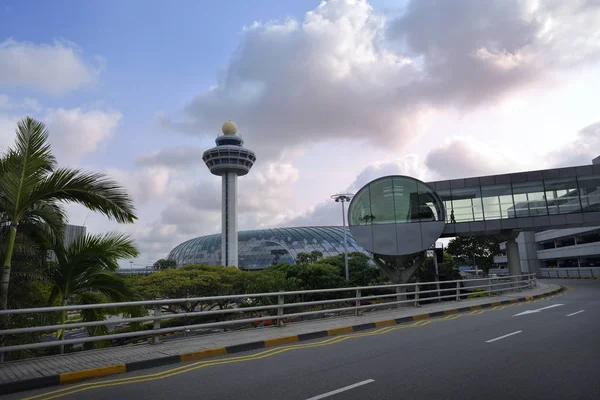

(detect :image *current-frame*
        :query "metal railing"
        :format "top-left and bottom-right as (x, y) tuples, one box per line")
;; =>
(539, 267), (599, 279)
(0, 274), (536, 355)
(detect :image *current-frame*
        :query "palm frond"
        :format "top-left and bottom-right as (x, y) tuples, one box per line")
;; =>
(28, 168), (137, 224)
(57, 232), (139, 272)
(0, 117), (55, 218)
(19, 202), (66, 248)
(44, 232), (139, 306)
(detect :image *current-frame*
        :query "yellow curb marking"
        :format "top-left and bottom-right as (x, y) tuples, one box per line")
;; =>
(60, 365), (126, 385)
(264, 336), (299, 347)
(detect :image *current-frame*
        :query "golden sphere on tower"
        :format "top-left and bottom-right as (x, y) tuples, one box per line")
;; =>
(221, 120), (238, 135)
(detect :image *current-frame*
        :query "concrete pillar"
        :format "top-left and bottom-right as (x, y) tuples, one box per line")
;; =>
(506, 237), (522, 276)
(221, 173), (239, 267)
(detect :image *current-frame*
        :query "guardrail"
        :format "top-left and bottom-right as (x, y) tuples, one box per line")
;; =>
(0, 274), (536, 356)
(539, 267), (599, 279)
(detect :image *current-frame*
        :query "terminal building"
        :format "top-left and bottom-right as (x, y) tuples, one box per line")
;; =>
(493, 228), (600, 276)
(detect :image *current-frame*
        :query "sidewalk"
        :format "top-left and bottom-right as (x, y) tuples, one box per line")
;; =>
(0, 282), (563, 395)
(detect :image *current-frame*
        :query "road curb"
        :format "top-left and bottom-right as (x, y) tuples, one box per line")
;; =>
(0, 285), (565, 395)
(542, 277), (599, 280)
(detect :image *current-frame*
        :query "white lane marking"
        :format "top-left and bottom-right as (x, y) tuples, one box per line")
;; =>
(566, 310), (585, 317)
(513, 304), (564, 317)
(306, 379), (375, 400)
(486, 330), (523, 343)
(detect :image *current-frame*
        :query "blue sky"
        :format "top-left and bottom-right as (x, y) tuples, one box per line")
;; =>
(1, 0), (599, 267)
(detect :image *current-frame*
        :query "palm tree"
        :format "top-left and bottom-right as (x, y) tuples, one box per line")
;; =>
(43, 232), (140, 345)
(0, 117), (137, 312)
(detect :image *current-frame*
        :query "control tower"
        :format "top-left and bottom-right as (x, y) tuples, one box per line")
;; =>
(203, 121), (256, 267)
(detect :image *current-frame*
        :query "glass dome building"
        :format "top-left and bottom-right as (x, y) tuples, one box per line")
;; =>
(167, 227), (369, 270)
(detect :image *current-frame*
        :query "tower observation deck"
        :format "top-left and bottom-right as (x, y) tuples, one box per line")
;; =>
(202, 121), (256, 267)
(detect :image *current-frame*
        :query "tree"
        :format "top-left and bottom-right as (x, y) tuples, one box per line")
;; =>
(131, 265), (250, 314)
(271, 262), (344, 291)
(295, 251), (323, 265)
(446, 235), (504, 272)
(413, 253), (460, 282)
(0, 117), (137, 314)
(320, 252), (382, 286)
(43, 233), (140, 342)
(153, 258), (177, 270)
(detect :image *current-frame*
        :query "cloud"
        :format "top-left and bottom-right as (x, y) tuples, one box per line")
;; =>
(0, 39), (100, 95)
(171, 161), (300, 214)
(549, 121), (600, 167)
(0, 94), (42, 112)
(0, 94), (9, 109)
(45, 108), (122, 165)
(347, 155), (430, 192)
(135, 146), (206, 169)
(160, 0), (600, 161)
(104, 166), (171, 205)
(424, 137), (520, 180)
(0, 113), (19, 153)
(387, 0), (600, 107)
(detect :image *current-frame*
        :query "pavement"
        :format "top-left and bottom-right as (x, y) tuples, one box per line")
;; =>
(0, 281), (565, 396)
(3, 279), (597, 400)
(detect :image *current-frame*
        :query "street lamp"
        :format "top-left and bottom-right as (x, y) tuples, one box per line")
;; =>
(331, 193), (353, 281)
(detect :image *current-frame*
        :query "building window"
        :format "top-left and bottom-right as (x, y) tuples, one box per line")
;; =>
(544, 178), (581, 215)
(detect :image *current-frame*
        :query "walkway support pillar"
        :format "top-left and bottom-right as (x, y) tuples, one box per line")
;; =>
(505, 234), (522, 291)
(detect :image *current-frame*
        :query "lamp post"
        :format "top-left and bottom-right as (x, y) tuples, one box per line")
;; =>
(331, 193), (353, 281)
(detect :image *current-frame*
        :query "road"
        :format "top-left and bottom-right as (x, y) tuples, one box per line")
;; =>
(7, 280), (600, 400)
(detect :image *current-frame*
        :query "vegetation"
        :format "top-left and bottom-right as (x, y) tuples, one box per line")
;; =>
(43, 233), (141, 342)
(446, 235), (504, 272)
(1, 117), (137, 313)
(413, 253), (461, 282)
(152, 258), (177, 270)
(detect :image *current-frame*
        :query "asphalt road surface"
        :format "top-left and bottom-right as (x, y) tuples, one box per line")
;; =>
(8, 280), (600, 400)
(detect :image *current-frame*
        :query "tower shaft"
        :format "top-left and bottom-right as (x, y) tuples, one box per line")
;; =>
(221, 172), (238, 267)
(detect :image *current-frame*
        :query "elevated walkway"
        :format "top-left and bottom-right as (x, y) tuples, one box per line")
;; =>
(0, 282), (562, 395)
(425, 164), (600, 237)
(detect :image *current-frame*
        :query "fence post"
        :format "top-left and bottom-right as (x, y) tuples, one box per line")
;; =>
(414, 282), (420, 307)
(556, 270), (559, 278)
(277, 291), (284, 327)
(516, 276), (521, 292)
(577, 269), (581, 278)
(395, 286), (404, 308)
(152, 304), (161, 345)
(566, 269), (570, 278)
(456, 282), (460, 301)
(355, 289), (361, 316)
(591, 269), (595, 279)
(487, 278), (492, 297)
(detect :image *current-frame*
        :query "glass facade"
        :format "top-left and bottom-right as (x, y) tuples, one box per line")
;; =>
(436, 175), (600, 222)
(348, 176), (445, 226)
(167, 227), (369, 270)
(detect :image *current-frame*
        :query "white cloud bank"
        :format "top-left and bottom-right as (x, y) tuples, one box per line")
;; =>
(161, 0), (600, 160)
(0, 39), (100, 96)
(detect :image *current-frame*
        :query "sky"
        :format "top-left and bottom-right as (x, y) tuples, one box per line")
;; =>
(1, 0), (599, 268)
